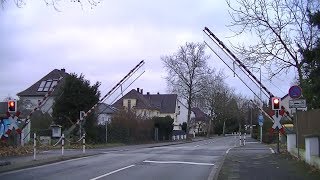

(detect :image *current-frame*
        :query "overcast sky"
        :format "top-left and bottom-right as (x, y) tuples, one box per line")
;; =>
(0, 0), (295, 103)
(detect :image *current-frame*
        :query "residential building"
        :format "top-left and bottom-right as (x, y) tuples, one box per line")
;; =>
(190, 107), (210, 134)
(17, 69), (69, 115)
(112, 88), (194, 132)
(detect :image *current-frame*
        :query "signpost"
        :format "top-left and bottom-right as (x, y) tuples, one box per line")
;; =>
(289, 99), (306, 109)
(258, 114), (264, 143)
(288, 85), (305, 159)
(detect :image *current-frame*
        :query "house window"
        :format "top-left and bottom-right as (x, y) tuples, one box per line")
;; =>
(128, 100), (131, 110)
(37, 79), (58, 92)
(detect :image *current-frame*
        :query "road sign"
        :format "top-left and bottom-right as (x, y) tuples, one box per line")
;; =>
(289, 85), (302, 99)
(272, 114), (282, 130)
(258, 114), (264, 126)
(289, 99), (306, 108)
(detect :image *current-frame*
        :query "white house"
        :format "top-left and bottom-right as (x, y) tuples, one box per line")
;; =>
(96, 103), (117, 125)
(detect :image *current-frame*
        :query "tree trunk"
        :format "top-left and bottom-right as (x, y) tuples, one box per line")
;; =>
(186, 92), (192, 137)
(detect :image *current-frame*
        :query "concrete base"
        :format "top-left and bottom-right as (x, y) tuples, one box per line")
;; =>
(305, 136), (319, 164)
(287, 134), (296, 152)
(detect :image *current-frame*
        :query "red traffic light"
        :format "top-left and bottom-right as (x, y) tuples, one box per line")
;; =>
(271, 97), (281, 110)
(8, 100), (17, 113)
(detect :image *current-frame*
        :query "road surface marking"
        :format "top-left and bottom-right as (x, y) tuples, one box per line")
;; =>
(89, 165), (135, 180)
(226, 147), (232, 154)
(246, 142), (260, 144)
(0, 156), (91, 175)
(143, 160), (214, 166)
(269, 148), (275, 154)
(194, 145), (200, 147)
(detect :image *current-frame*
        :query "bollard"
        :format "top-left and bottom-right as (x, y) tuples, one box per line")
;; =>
(244, 133), (246, 145)
(239, 132), (242, 146)
(62, 134), (65, 156)
(33, 133), (36, 160)
(82, 134), (86, 154)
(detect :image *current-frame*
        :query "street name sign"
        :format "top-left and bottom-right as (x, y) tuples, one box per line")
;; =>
(289, 99), (306, 108)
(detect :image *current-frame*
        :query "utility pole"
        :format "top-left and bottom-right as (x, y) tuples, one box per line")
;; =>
(250, 104), (253, 137)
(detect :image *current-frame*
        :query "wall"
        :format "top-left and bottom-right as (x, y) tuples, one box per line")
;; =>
(123, 99), (137, 109)
(20, 96), (54, 115)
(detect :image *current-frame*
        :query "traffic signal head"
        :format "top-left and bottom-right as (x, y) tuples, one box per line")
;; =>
(272, 97), (281, 110)
(8, 100), (17, 113)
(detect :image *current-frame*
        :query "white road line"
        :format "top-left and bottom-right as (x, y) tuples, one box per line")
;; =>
(270, 148), (275, 154)
(0, 156), (91, 175)
(194, 145), (200, 147)
(89, 165), (135, 180)
(226, 147), (232, 154)
(246, 142), (260, 144)
(143, 160), (214, 166)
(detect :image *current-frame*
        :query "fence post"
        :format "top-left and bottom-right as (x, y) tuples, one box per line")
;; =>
(62, 134), (65, 156)
(33, 133), (36, 160)
(82, 134), (86, 154)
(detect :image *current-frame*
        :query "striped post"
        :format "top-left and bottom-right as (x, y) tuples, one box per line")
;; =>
(33, 133), (36, 160)
(239, 132), (242, 146)
(82, 134), (86, 154)
(62, 134), (65, 156)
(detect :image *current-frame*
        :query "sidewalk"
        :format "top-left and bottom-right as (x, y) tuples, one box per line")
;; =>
(0, 137), (209, 173)
(217, 137), (320, 180)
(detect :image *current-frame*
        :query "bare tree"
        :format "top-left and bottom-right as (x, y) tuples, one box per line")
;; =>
(162, 42), (210, 134)
(198, 71), (227, 136)
(227, 0), (320, 83)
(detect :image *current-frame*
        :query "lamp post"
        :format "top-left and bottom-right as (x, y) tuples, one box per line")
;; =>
(249, 66), (262, 142)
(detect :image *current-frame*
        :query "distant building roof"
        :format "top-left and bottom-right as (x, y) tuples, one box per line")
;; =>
(17, 69), (68, 97)
(191, 107), (209, 122)
(112, 89), (177, 113)
(96, 103), (118, 114)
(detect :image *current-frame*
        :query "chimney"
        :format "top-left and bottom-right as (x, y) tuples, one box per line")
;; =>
(137, 88), (140, 92)
(140, 89), (143, 94)
(61, 68), (65, 72)
(147, 92), (150, 95)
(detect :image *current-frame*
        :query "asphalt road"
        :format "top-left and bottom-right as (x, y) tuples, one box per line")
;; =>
(0, 136), (237, 180)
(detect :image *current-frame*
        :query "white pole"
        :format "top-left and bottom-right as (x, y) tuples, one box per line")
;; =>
(83, 134), (86, 154)
(105, 122), (108, 143)
(260, 126), (263, 143)
(62, 134), (64, 156)
(33, 133), (36, 160)
(244, 133), (246, 145)
(239, 132), (242, 146)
